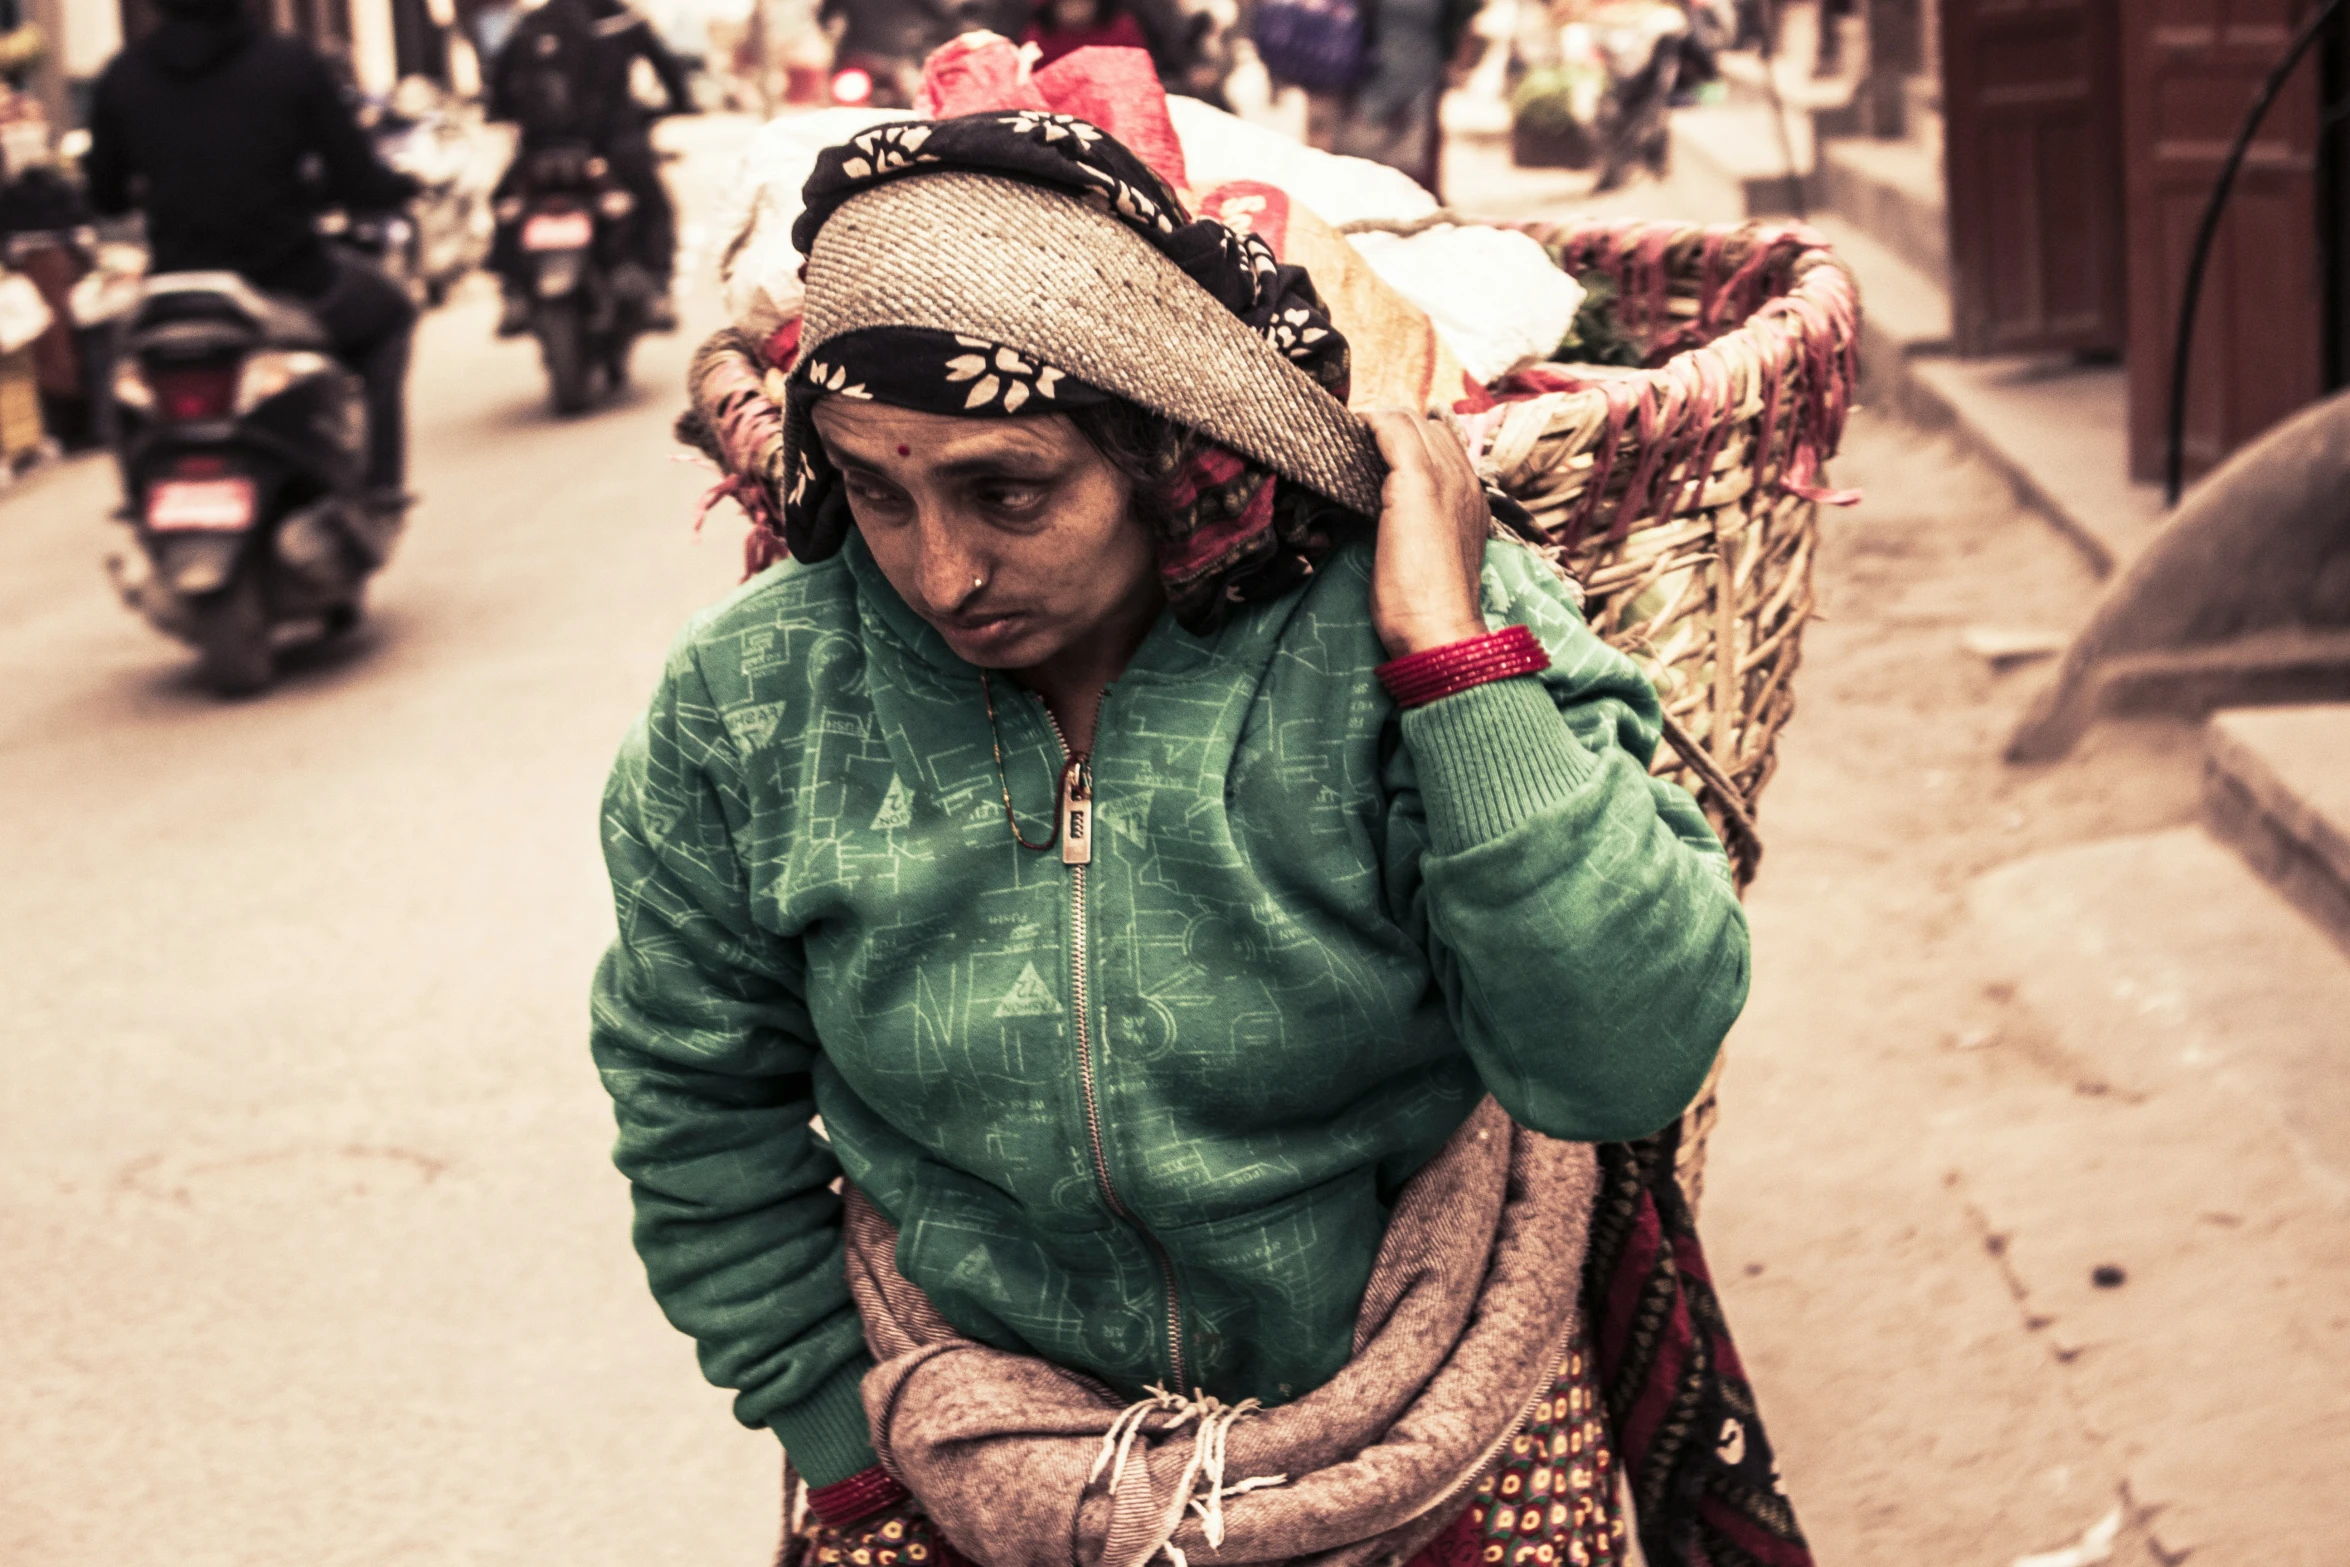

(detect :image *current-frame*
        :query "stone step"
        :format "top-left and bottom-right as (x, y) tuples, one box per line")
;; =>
(1664, 102), (1814, 222)
(1813, 132), (1949, 290)
(1715, 46), (1859, 117)
(2203, 704), (2350, 954)
(1902, 355), (2167, 577)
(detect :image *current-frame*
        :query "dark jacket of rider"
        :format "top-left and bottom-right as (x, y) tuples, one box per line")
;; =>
(84, 0), (416, 298)
(487, 0), (695, 149)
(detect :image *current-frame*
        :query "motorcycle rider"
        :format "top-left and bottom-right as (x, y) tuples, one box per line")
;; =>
(84, 0), (420, 513)
(487, 0), (694, 336)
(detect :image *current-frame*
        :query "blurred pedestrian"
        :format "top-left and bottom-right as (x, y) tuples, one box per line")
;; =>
(1299, 0), (1481, 196)
(1812, 0), (1852, 76)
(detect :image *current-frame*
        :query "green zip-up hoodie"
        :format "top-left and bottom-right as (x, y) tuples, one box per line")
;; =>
(591, 532), (1747, 1488)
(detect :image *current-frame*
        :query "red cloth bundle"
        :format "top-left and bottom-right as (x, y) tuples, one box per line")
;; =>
(915, 33), (1187, 191)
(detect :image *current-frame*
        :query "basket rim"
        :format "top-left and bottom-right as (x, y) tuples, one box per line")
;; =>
(1456, 214), (1863, 551)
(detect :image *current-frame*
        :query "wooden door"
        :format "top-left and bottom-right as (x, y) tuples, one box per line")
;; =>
(2122, 0), (2325, 483)
(1942, 0), (2129, 356)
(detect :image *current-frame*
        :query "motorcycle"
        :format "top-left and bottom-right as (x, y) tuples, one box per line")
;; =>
(827, 50), (922, 108)
(494, 141), (645, 416)
(363, 78), (496, 307)
(103, 272), (395, 697)
(820, 0), (1014, 105)
(316, 202), (427, 294)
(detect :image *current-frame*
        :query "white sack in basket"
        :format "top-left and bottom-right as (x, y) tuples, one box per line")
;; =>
(717, 106), (914, 335)
(1347, 226), (1585, 386)
(717, 99), (1440, 338)
(1163, 96), (1440, 227)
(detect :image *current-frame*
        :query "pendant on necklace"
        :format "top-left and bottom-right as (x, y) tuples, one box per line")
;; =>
(1058, 758), (1093, 867)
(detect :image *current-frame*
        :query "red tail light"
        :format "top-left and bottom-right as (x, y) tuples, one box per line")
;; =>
(149, 362), (239, 421)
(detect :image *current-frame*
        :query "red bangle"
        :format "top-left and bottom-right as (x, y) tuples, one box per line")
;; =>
(806, 1465), (908, 1526)
(1376, 625), (1550, 709)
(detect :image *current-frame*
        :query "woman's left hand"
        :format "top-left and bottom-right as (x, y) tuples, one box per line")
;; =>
(1362, 408), (1492, 660)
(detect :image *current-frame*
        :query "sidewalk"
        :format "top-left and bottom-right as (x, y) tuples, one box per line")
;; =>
(1699, 405), (2350, 1567)
(1438, 128), (2350, 1563)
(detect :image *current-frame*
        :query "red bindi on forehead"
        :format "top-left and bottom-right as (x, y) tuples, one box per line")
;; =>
(897, 444), (911, 457)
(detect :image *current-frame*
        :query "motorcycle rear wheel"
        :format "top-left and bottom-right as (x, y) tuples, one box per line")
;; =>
(190, 569), (274, 698)
(537, 302), (595, 416)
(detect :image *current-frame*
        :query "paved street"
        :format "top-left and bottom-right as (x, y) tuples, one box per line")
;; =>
(0, 121), (787, 1566)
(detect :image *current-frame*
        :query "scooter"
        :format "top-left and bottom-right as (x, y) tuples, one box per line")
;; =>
(104, 273), (395, 696)
(495, 141), (644, 416)
(827, 50), (922, 108)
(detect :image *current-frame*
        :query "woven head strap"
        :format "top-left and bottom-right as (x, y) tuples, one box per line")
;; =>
(797, 171), (1384, 517)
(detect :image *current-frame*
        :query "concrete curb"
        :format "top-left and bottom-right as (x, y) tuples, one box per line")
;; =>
(2203, 706), (2350, 957)
(1814, 213), (2168, 579)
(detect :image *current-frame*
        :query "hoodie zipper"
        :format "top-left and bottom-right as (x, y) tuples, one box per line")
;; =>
(1039, 701), (1190, 1392)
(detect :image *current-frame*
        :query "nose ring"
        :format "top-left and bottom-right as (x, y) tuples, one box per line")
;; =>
(972, 574), (985, 589)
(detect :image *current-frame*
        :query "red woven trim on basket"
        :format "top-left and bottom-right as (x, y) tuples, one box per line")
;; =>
(1670, 346), (1736, 521)
(1497, 216), (1864, 533)
(1375, 625), (1550, 709)
(1634, 226), (1675, 342)
(1611, 360), (1692, 542)
(806, 1466), (910, 1527)
(1753, 316), (1789, 492)
(1561, 377), (1636, 550)
(1702, 231), (1780, 337)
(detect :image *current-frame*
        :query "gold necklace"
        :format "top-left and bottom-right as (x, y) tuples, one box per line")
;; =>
(981, 672), (1061, 853)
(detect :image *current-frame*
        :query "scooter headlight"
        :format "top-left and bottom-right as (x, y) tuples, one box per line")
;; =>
(236, 349), (335, 413)
(597, 188), (636, 218)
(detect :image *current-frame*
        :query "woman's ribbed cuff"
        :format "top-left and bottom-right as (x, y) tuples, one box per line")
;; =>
(1400, 675), (1597, 855)
(768, 1352), (881, 1489)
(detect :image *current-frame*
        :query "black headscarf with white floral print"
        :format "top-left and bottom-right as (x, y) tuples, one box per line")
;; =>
(776, 111), (1361, 632)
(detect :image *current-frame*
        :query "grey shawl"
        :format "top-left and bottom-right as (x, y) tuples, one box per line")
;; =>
(841, 1097), (1600, 1567)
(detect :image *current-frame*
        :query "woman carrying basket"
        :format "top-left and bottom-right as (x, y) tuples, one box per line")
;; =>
(592, 112), (1772, 1567)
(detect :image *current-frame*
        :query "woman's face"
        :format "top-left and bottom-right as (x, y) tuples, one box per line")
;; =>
(811, 398), (1164, 671)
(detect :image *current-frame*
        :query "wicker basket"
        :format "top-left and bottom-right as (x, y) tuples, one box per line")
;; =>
(1475, 218), (1861, 1204)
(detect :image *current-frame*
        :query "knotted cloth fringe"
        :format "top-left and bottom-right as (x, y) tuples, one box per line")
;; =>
(1090, 1387), (1290, 1566)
